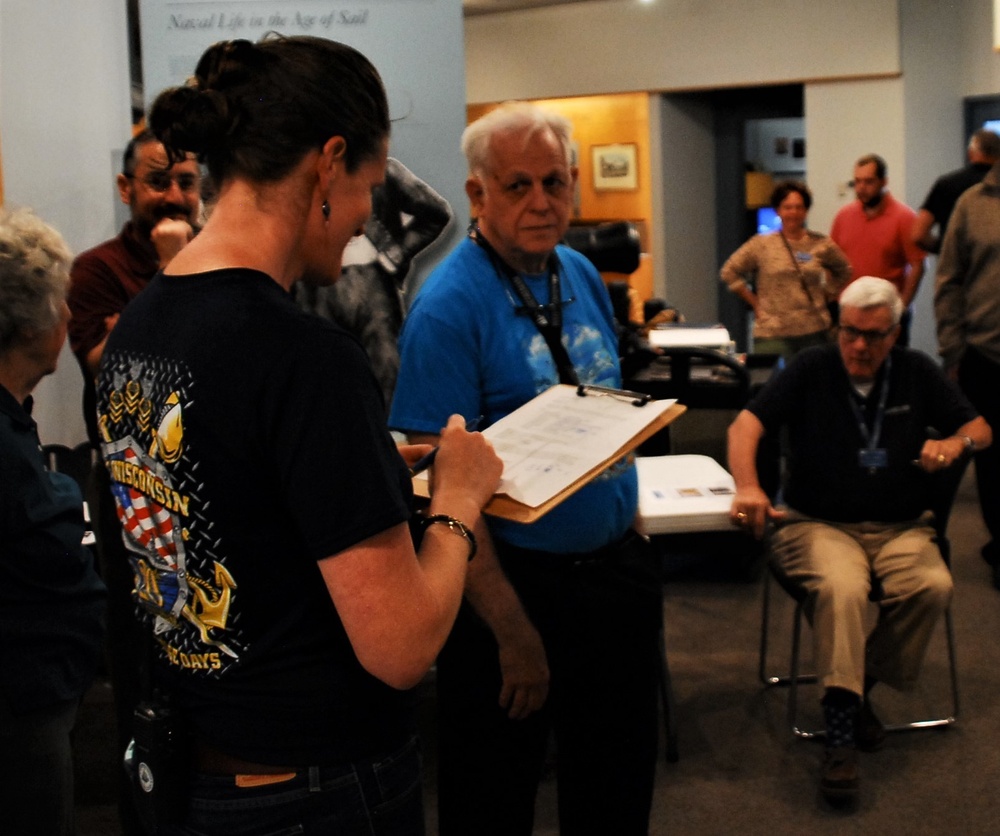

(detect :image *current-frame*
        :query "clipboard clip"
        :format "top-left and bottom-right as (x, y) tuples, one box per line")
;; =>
(576, 383), (651, 407)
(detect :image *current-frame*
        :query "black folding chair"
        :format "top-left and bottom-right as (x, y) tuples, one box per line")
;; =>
(758, 460), (966, 739)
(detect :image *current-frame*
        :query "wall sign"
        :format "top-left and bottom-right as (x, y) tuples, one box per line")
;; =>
(137, 0), (469, 289)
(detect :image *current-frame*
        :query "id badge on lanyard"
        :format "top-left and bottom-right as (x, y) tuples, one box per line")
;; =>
(858, 447), (889, 471)
(851, 355), (891, 475)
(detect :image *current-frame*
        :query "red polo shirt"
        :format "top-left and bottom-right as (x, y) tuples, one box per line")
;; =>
(830, 193), (924, 290)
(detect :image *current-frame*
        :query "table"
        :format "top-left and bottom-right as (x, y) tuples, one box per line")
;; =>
(635, 453), (740, 764)
(627, 350), (779, 410)
(627, 352), (780, 456)
(636, 454), (736, 535)
(646, 323), (732, 350)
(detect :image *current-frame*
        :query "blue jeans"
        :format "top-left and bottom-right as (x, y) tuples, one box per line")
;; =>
(164, 736), (424, 836)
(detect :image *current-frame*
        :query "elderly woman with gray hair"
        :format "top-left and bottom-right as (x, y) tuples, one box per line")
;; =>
(0, 207), (106, 836)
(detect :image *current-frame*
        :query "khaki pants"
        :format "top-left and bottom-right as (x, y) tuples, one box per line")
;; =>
(769, 511), (953, 696)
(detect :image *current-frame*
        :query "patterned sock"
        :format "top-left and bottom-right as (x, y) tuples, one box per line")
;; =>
(822, 688), (860, 748)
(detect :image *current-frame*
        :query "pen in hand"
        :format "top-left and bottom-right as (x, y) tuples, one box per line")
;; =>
(408, 415), (485, 477)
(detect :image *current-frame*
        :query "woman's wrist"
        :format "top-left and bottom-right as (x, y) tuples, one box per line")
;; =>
(420, 513), (477, 561)
(428, 491), (482, 527)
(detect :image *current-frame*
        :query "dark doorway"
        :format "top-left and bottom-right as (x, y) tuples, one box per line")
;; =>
(709, 84), (803, 350)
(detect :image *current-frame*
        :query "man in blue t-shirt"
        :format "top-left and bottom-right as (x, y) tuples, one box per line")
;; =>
(390, 103), (660, 836)
(727, 277), (991, 803)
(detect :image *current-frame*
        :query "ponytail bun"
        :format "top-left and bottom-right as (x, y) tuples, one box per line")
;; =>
(149, 83), (236, 164)
(149, 39), (267, 164)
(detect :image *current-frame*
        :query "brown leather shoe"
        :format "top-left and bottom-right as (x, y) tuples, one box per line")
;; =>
(856, 700), (886, 752)
(821, 746), (859, 801)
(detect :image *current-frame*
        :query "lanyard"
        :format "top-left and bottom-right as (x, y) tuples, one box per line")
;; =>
(470, 225), (579, 385)
(470, 224), (565, 332)
(778, 231), (825, 315)
(847, 354), (892, 452)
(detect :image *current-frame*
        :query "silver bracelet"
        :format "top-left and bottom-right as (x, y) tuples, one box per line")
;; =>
(960, 435), (976, 455)
(421, 514), (477, 561)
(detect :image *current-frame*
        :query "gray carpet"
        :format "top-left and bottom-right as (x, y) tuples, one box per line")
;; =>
(75, 469), (1000, 834)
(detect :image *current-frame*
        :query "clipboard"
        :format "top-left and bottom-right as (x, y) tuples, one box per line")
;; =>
(412, 384), (687, 524)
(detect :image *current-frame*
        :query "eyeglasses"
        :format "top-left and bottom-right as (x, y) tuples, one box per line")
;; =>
(838, 324), (896, 344)
(127, 171), (200, 194)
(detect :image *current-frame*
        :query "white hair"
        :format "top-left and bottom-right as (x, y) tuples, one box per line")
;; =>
(461, 102), (573, 177)
(839, 276), (904, 325)
(0, 207), (72, 353)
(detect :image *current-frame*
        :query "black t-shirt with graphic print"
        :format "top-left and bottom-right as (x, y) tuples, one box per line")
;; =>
(98, 267), (413, 765)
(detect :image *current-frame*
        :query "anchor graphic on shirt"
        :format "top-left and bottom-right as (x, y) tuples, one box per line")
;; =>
(182, 561), (238, 654)
(133, 557), (238, 658)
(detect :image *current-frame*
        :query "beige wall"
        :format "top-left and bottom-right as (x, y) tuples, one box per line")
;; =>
(465, 0), (901, 104)
(656, 95), (717, 322)
(804, 77), (908, 235)
(1, 0), (132, 446)
(962, 0), (1000, 96)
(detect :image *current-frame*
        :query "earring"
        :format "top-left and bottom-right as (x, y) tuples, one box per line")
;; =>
(321, 200), (331, 220)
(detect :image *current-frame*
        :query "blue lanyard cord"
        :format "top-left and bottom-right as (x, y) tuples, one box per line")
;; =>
(847, 354), (892, 452)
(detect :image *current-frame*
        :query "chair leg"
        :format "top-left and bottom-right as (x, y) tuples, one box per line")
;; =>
(759, 571), (818, 688)
(880, 603), (959, 733)
(945, 605), (960, 722)
(658, 626), (679, 763)
(758, 570), (820, 738)
(761, 580), (959, 739)
(758, 568), (775, 686)
(788, 601), (821, 739)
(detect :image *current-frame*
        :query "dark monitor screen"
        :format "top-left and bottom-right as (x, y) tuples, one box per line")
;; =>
(756, 206), (782, 235)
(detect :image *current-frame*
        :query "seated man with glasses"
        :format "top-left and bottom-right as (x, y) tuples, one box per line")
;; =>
(727, 276), (991, 803)
(66, 128), (201, 836)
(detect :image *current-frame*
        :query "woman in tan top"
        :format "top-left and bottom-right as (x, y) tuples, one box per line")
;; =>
(721, 180), (852, 359)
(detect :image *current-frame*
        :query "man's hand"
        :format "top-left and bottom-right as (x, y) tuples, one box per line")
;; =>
(496, 620), (550, 720)
(917, 437), (970, 473)
(408, 422), (545, 720)
(727, 410), (784, 539)
(150, 217), (195, 267)
(729, 485), (785, 540)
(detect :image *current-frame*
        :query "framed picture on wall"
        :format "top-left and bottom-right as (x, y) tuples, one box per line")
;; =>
(591, 143), (638, 191)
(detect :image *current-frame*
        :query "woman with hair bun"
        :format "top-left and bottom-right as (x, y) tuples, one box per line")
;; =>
(96, 35), (501, 835)
(720, 179), (853, 359)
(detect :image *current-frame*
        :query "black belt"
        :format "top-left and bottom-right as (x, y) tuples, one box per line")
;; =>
(194, 741), (298, 778)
